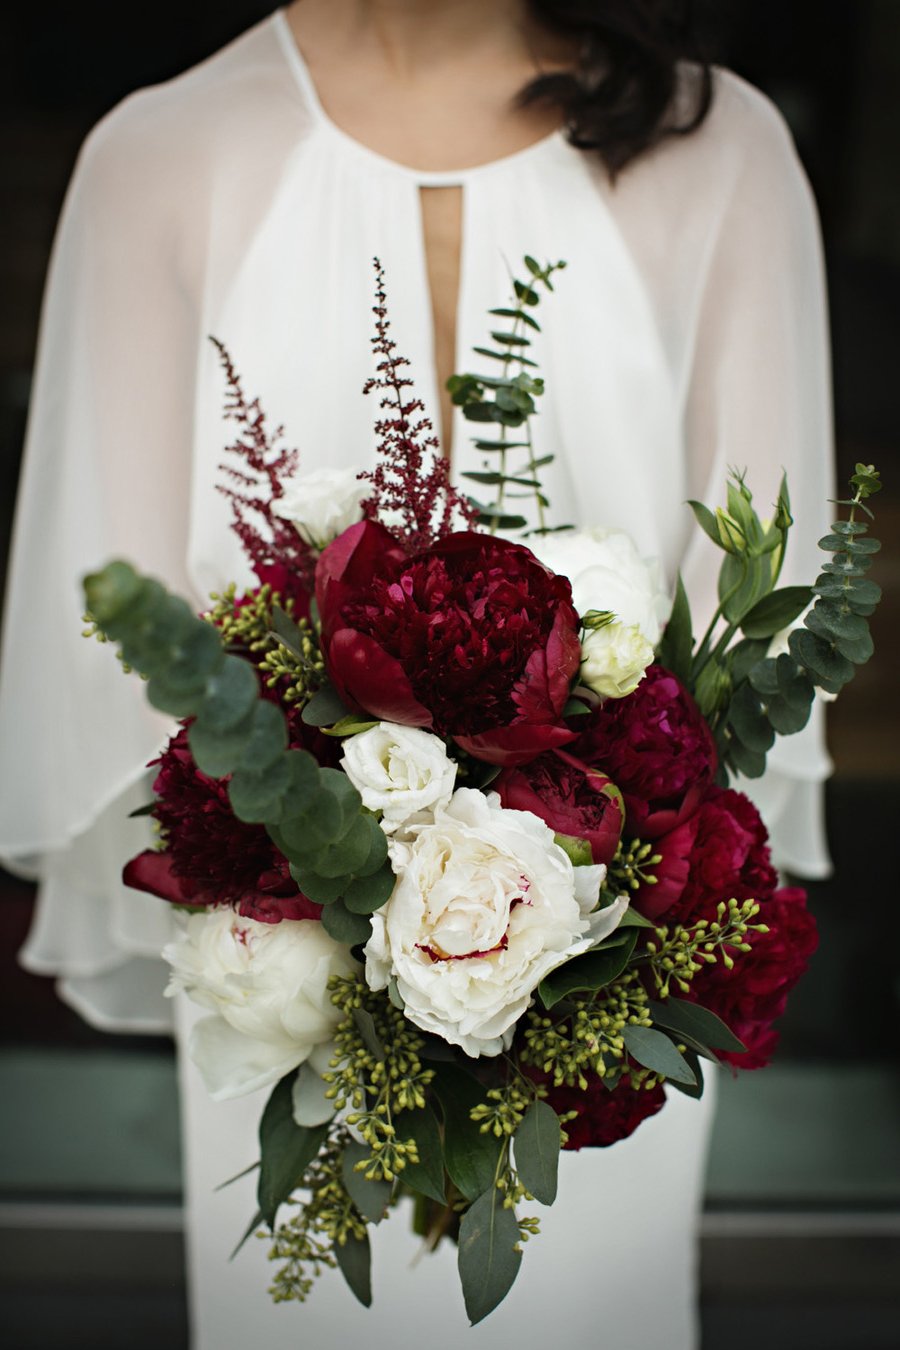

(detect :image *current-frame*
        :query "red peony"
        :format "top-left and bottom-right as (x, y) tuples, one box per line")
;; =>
(122, 727), (320, 924)
(540, 1074), (666, 1149)
(495, 749), (623, 865)
(688, 885), (818, 1069)
(316, 520), (581, 764)
(637, 786), (778, 923)
(575, 664), (716, 838)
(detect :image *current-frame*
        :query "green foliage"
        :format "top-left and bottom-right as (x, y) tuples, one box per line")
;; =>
(448, 257), (568, 537)
(620, 1025), (697, 1086)
(522, 968), (653, 1090)
(333, 1230), (372, 1307)
(656, 572), (693, 684)
(205, 584), (325, 706)
(340, 1140), (392, 1224)
(671, 465), (883, 782)
(257, 1074), (330, 1229)
(537, 929), (637, 1009)
(512, 1101), (561, 1206)
(83, 561), (396, 924)
(325, 975), (434, 1184)
(719, 464), (882, 778)
(643, 899), (766, 998)
(266, 1132), (368, 1305)
(646, 997), (746, 1058)
(432, 1064), (503, 1201)
(396, 1104), (446, 1205)
(458, 1187), (523, 1326)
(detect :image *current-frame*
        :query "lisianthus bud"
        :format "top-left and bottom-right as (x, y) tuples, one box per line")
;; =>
(580, 621), (654, 699)
(715, 508), (747, 555)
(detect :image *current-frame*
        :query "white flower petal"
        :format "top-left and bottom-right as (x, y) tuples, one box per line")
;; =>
(189, 1015), (304, 1101)
(363, 789), (591, 1057)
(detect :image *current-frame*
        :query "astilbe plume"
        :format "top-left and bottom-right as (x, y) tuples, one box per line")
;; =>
(359, 258), (478, 551)
(212, 337), (315, 594)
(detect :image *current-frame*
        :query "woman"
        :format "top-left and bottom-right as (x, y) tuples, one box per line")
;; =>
(0, 2), (833, 1345)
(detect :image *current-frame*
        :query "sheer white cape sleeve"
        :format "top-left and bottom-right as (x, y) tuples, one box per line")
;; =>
(0, 109), (202, 1029)
(604, 68), (834, 878)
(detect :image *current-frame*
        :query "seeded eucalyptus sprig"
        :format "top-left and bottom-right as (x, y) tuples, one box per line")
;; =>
(657, 464), (883, 781)
(81, 561), (393, 941)
(447, 256), (569, 537)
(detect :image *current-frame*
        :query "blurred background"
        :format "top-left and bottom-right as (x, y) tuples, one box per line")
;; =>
(1, 2), (898, 1346)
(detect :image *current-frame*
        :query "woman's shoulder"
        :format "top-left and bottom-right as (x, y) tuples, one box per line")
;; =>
(656, 64), (810, 202)
(73, 14), (304, 200)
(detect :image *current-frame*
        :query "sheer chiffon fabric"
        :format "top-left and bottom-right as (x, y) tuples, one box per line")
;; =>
(0, 10), (831, 1346)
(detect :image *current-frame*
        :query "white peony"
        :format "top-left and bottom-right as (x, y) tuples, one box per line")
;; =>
(271, 466), (366, 550)
(580, 621), (655, 699)
(163, 908), (357, 1100)
(528, 526), (670, 644)
(364, 788), (626, 1057)
(341, 723), (457, 833)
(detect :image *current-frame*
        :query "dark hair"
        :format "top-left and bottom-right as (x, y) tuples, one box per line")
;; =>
(522, 0), (720, 174)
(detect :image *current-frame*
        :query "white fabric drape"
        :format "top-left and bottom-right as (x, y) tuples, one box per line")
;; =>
(0, 10), (833, 1346)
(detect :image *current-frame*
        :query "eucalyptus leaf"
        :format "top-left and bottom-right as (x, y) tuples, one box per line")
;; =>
(538, 930), (637, 1009)
(320, 898), (372, 946)
(230, 1208), (265, 1260)
(617, 907), (655, 929)
(726, 737), (766, 778)
(432, 1065), (502, 1202)
(270, 603), (304, 658)
(228, 757), (293, 824)
(728, 683), (775, 754)
(287, 863), (342, 905)
(513, 1101), (561, 1205)
(352, 1007), (386, 1062)
(621, 1025), (697, 1086)
(291, 1061), (336, 1128)
(257, 1074), (328, 1228)
(664, 1049), (705, 1099)
(789, 628), (855, 692)
(397, 1105), (446, 1205)
(301, 684), (352, 727)
(334, 1231), (372, 1308)
(341, 1140), (392, 1224)
(646, 998), (746, 1053)
(343, 863), (395, 914)
(198, 655), (260, 732)
(458, 1188), (522, 1326)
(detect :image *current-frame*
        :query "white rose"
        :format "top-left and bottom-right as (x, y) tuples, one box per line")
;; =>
(341, 723), (457, 833)
(364, 788), (625, 1057)
(271, 466), (366, 550)
(580, 621), (655, 699)
(164, 909), (357, 1100)
(528, 527), (670, 644)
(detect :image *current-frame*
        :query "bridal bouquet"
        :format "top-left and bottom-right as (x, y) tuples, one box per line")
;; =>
(83, 259), (882, 1323)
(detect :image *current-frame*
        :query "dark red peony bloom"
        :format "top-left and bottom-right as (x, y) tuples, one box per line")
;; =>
(688, 886), (818, 1069)
(539, 1073), (666, 1149)
(123, 727), (320, 924)
(575, 664), (716, 838)
(636, 786), (778, 924)
(316, 520), (581, 764)
(495, 749), (624, 865)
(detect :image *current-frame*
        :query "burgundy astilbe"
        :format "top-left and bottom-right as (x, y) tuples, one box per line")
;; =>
(359, 259), (478, 552)
(212, 337), (315, 594)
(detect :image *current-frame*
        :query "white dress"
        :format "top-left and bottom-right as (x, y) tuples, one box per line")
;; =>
(0, 10), (834, 1347)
